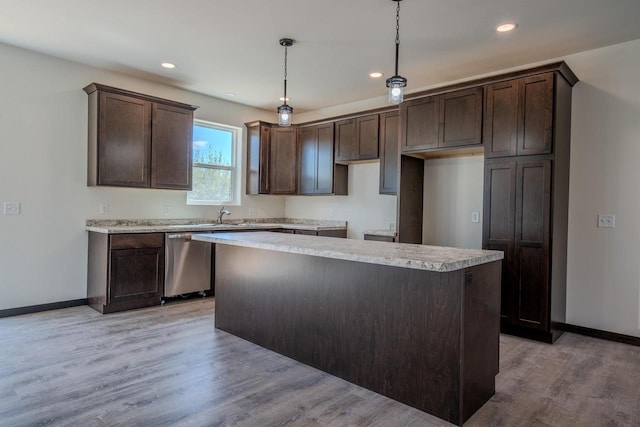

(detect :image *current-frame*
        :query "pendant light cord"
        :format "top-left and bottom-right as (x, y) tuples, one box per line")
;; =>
(283, 46), (288, 105)
(394, 0), (401, 76)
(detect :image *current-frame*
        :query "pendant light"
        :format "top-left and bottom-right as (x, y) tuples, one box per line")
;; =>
(386, 0), (407, 104)
(277, 38), (294, 126)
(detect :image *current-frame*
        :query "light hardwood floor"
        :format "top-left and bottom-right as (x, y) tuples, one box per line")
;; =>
(0, 298), (638, 426)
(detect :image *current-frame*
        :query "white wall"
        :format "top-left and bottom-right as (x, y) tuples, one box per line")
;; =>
(285, 163), (397, 239)
(564, 39), (640, 337)
(422, 156), (484, 249)
(0, 42), (285, 310)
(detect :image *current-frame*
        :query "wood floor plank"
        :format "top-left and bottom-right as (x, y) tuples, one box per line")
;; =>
(1, 299), (639, 426)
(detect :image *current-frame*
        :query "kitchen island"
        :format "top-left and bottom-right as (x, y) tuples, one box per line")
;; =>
(193, 232), (503, 426)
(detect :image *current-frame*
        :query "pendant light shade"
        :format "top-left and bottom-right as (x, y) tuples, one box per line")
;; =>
(277, 38), (294, 126)
(386, 0), (407, 104)
(277, 104), (292, 126)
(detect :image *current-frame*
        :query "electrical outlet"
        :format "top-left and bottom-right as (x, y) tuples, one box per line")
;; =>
(99, 203), (109, 215)
(163, 205), (172, 216)
(3, 202), (20, 215)
(597, 214), (615, 228)
(389, 222), (396, 230)
(471, 211), (480, 223)
(249, 207), (257, 217)
(329, 209), (336, 219)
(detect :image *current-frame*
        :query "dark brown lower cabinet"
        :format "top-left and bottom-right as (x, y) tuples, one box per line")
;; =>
(483, 158), (560, 342)
(295, 229), (347, 238)
(87, 232), (164, 314)
(214, 244), (501, 426)
(364, 233), (396, 242)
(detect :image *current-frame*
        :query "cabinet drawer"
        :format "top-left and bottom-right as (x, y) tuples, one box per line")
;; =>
(294, 229), (318, 235)
(364, 233), (395, 242)
(110, 233), (164, 250)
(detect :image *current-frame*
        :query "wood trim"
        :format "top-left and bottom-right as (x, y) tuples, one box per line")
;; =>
(404, 61), (578, 103)
(83, 83), (198, 111)
(557, 323), (640, 347)
(297, 106), (399, 128)
(0, 299), (87, 318)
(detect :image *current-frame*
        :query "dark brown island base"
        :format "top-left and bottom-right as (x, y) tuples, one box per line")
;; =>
(193, 232), (503, 426)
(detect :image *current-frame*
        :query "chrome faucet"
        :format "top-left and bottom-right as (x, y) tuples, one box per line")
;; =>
(217, 206), (231, 224)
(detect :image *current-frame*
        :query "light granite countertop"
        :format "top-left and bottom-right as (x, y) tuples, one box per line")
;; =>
(192, 231), (503, 273)
(86, 218), (347, 234)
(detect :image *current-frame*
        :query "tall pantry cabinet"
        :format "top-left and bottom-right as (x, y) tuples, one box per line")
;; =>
(482, 65), (577, 343)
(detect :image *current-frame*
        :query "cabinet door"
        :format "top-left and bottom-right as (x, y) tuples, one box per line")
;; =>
(270, 127), (297, 194)
(151, 103), (193, 190)
(246, 123), (261, 195)
(316, 123), (336, 194)
(517, 73), (553, 156)
(439, 87), (483, 148)
(356, 115), (379, 160)
(259, 125), (271, 193)
(483, 161), (516, 322)
(379, 111), (399, 195)
(98, 92), (151, 187)
(109, 247), (163, 304)
(335, 119), (356, 161)
(298, 126), (317, 195)
(514, 160), (551, 330)
(246, 122), (272, 195)
(484, 81), (518, 158)
(401, 96), (439, 152)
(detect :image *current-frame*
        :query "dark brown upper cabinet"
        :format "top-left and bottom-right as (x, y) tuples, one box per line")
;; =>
(335, 114), (379, 162)
(401, 87), (482, 153)
(269, 126), (298, 194)
(401, 96), (439, 151)
(379, 111), (400, 195)
(298, 123), (347, 195)
(84, 83), (197, 190)
(439, 87), (483, 148)
(484, 73), (554, 158)
(151, 103), (194, 189)
(245, 121), (272, 194)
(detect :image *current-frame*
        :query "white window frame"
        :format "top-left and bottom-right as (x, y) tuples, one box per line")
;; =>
(187, 119), (242, 206)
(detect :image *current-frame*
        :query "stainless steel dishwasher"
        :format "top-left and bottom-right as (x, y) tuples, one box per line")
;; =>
(165, 233), (212, 297)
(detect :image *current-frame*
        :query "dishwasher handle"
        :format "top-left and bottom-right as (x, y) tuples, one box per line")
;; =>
(167, 233), (192, 240)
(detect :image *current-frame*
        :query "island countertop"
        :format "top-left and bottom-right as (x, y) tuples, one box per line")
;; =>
(193, 231), (503, 273)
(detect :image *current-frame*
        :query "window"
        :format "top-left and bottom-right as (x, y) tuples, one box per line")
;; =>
(187, 120), (241, 205)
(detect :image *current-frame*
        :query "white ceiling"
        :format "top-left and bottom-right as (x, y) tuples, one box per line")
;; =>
(2, 0), (640, 113)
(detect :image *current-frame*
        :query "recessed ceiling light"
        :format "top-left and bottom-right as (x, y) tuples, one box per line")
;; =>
(280, 97), (290, 102)
(369, 72), (384, 79)
(496, 23), (517, 32)
(225, 93), (236, 97)
(161, 62), (176, 69)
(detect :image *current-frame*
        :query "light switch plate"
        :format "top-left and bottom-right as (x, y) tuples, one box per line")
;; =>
(597, 214), (615, 228)
(4, 201), (21, 215)
(471, 211), (480, 223)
